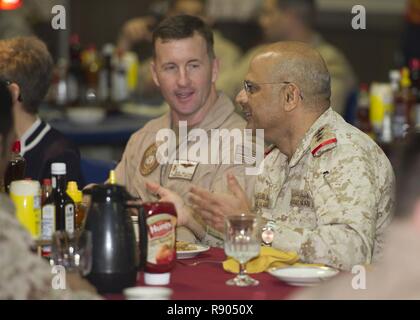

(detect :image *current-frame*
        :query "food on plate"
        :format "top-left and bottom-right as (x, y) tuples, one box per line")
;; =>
(176, 241), (198, 251)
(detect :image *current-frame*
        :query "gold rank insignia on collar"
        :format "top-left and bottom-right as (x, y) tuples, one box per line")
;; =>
(140, 143), (159, 176)
(310, 125), (337, 157)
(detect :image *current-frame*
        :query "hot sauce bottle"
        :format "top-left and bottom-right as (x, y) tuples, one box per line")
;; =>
(4, 141), (26, 193)
(141, 202), (177, 286)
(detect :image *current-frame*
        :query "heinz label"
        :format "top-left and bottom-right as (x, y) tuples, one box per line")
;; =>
(147, 213), (176, 265)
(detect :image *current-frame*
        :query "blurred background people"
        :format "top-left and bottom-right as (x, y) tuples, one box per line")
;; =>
(218, 0), (356, 117)
(290, 132), (420, 299)
(0, 37), (84, 186)
(0, 1), (413, 182)
(402, 0), (420, 65)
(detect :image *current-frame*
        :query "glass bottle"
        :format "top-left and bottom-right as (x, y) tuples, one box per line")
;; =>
(4, 140), (26, 193)
(41, 178), (52, 206)
(42, 163), (75, 236)
(66, 181), (85, 230)
(355, 83), (374, 138)
(393, 68), (414, 140)
(409, 58), (420, 129)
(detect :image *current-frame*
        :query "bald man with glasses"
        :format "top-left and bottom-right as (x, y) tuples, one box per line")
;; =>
(190, 42), (395, 271)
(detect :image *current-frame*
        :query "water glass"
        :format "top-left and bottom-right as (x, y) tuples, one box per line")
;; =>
(50, 230), (92, 276)
(224, 214), (260, 286)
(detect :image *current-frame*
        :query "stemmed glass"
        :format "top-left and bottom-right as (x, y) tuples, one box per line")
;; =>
(50, 230), (92, 276)
(224, 214), (260, 286)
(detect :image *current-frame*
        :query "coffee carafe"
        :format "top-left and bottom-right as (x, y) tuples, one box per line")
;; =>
(84, 184), (147, 294)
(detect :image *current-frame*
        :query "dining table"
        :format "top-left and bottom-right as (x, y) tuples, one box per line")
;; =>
(105, 247), (299, 300)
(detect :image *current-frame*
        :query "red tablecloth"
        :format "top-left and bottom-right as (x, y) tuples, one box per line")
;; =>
(107, 247), (298, 300)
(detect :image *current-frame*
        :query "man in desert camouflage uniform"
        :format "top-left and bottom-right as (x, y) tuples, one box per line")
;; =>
(115, 15), (255, 247)
(190, 41), (394, 270)
(0, 80), (98, 299)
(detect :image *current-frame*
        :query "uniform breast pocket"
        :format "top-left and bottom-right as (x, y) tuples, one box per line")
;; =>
(287, 190), (317, 228)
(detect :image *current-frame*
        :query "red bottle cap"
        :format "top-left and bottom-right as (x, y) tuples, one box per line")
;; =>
(43, 178), (52, 186)
(11, 140), (21, 153)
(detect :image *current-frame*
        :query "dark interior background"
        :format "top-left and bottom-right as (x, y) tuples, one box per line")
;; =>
(34, 0), (405, 86)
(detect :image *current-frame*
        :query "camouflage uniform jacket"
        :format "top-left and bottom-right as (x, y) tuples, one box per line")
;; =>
(0, 193), (98, 299)
(115, 93), (256, 247)
(254, 108), (395, 270)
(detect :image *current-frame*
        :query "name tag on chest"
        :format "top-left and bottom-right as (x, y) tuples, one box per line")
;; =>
(168, 160), (199, 181)
(290, 189), (313, 208)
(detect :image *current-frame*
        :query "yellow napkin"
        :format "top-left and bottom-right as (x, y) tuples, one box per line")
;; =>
(223, 247), (322, 274)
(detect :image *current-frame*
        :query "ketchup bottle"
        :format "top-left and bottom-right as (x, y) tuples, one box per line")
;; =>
(140, 202), (177, 286)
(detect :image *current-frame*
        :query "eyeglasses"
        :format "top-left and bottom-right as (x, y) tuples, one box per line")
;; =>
(243, 80), (304, 100)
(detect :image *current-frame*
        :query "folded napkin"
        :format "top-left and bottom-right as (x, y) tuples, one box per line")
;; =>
(223, 247), (322, 274)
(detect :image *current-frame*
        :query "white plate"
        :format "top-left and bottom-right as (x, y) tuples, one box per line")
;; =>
(176, 244), (210, 259)
(66, 107), (106, 125)
(123, 287), (173, 300)
(268, 266), (339, 287)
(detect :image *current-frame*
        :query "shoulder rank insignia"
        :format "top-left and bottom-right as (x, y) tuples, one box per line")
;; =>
(140, 143), (159, 176)
(310, 125), (337, 157)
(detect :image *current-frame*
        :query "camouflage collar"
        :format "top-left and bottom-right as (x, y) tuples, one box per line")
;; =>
(288, 107), (334, 167)
(167, 92), (235, 133)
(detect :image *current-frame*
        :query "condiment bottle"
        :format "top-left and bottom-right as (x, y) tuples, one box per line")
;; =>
(41, 179), (52, 206)
(42, 163), (75, 235)
(66, 181), (85, 230)
(4, 140), (26, 193)
(10, 180), (41, 239)
(141, 202), (177, 286)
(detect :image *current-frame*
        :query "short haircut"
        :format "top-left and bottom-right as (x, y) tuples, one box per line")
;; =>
(152, 14), (215, 59)
(0, 37), (53, 114)
(267, 41), (331, 108)
(0, 80), (13, 148)
(276, 0), (316, 28)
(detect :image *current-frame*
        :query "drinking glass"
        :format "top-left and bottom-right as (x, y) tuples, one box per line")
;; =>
(50, 230), (92, 276)
(224, 214), (260, 286)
